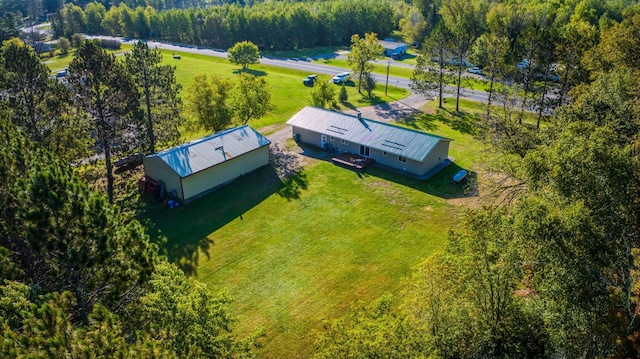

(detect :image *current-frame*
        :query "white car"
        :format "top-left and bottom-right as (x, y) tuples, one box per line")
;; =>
(467, 67), (483, 75)
(332, 72), (351, 84)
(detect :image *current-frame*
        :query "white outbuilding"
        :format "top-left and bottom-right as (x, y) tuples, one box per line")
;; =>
(143, 125), (270, 202)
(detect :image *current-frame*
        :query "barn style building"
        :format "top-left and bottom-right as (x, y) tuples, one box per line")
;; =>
(143, 125), (270, 202)
(287, 107), (451, 177)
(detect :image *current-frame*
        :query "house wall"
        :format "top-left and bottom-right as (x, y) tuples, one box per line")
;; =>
(292, 125), (444, 176)
(143, 157), (183, 199)
(368, 148), (424, 175)
(421, 141), (450, 175)
(182, 146), (269, 201)
(292, 126), (322, 147)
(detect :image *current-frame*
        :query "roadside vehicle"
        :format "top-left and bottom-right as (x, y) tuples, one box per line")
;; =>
(302, 74), (317, 86)
(332, 72), (351, 84)
(467, 67), (483, 75)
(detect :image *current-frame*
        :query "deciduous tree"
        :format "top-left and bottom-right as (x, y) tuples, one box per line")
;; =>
(308, 76), (336, 108)
(186, 73), (233, 132)
(230, 73), (273, 125)
(228, 40), (260, 70)
(347, 32), (383, 94)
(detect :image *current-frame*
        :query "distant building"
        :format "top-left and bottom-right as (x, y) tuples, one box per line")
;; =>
(379, 40), (409, 57)
(143, 125), (270, 202)
(287, 107), (451, 177)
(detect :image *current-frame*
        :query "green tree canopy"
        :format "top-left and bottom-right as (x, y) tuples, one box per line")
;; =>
(67, 41), (141, 203)
(125, 40), (182, 154)
(347, 32), (383, 94)
(186, 73), (233, 132)
(228, 40), (260, 70)
(230, 73), (273, 125)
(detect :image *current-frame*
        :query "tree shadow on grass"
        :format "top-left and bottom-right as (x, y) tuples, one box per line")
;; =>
(397, 112), (443, 132)
(438, 108), (481, 136)
(233, 68), (267, 77)
(137, 165), (288, 276)
(360, 161), (477, 199)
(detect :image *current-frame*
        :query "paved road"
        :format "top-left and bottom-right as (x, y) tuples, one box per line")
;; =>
(83, 36), (491, 104)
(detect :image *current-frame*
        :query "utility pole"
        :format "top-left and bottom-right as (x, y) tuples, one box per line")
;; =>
(385, 61), (390, 95)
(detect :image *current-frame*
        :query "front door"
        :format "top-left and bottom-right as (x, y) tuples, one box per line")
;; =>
(359, 145), (370, 157)
(321, 135), (327, 149)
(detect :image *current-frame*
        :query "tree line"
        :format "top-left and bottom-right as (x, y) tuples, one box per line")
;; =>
(50, 0), (394, 50)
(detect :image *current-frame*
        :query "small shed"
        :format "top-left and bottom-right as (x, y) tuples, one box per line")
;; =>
(379, 40), (409, 57)
(288, 107), (451, 177)
(143, 125), (270, 202)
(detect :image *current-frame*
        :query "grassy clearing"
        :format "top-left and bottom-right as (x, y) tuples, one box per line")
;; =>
(137, 98), (489, 358)
(155, 49), (409, 139)
(140, 162), (460, 358)
(44, 44), (133, 72)
(262, 46), (347, 59)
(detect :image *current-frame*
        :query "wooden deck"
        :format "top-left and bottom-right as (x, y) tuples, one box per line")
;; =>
(331, 153), (375, 170)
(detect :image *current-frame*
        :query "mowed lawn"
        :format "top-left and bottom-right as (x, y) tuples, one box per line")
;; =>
(157, 49), (410, 135)
(139, 103), (486, 358)
(142, 162), (459, 358)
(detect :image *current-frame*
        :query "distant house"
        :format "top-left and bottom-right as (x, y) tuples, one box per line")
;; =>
(143, 125), (270, 202)
(379, 40), (409, 57)
(287, 107), (451, 177)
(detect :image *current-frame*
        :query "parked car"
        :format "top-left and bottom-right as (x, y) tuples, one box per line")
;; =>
(302, 74), (317, 86)
(467, 67), (483, 75)
(332, 72), (351, 84)
(391, 53), (402, 60)
(56, 69), (67, 77)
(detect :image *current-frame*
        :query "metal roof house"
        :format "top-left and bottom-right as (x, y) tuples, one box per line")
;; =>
(143, 125), (270, 202)
(379, 40), (409, 56)
(287, 107), (451, 177)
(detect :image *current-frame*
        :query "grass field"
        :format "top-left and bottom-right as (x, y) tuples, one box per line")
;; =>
(44, 44), (133, 73)
(138, 99), (488, 358)
(155, 49), (409, 137)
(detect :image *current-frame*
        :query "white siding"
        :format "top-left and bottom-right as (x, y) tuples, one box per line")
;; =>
(182, 146), (269, 201)
(143, 157), (183, 199)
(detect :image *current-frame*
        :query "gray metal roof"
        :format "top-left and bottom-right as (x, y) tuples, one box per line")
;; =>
(145, 125), (270, 178)
(287, 107), (451, 162)
(378, 40), (409, 50)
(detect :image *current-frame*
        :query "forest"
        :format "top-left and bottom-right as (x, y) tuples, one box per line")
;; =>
(1, 0), (640, 357)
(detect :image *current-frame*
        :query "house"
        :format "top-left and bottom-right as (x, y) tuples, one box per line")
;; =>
(287, 107), (451, 177)
(379, 40), (409, 57)
(143, 125), (270, 202)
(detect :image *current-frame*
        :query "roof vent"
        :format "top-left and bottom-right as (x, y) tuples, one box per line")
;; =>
(357, 111), (362, 121)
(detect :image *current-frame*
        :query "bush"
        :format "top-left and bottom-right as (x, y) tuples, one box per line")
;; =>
(339, 85), (348, 102)
(71, 33), (83, 49)
(58, 37), (71, 54)
(92, 38), (121, 50)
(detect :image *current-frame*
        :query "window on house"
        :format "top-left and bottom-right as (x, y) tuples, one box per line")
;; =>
(330, 136), (334, 141)
(341, 139), (347, 144)
(383, 151), (387, 156)
(398, 156), (407, 163)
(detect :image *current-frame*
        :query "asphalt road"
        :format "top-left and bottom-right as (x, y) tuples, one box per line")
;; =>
(83, 36), (491, 104)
